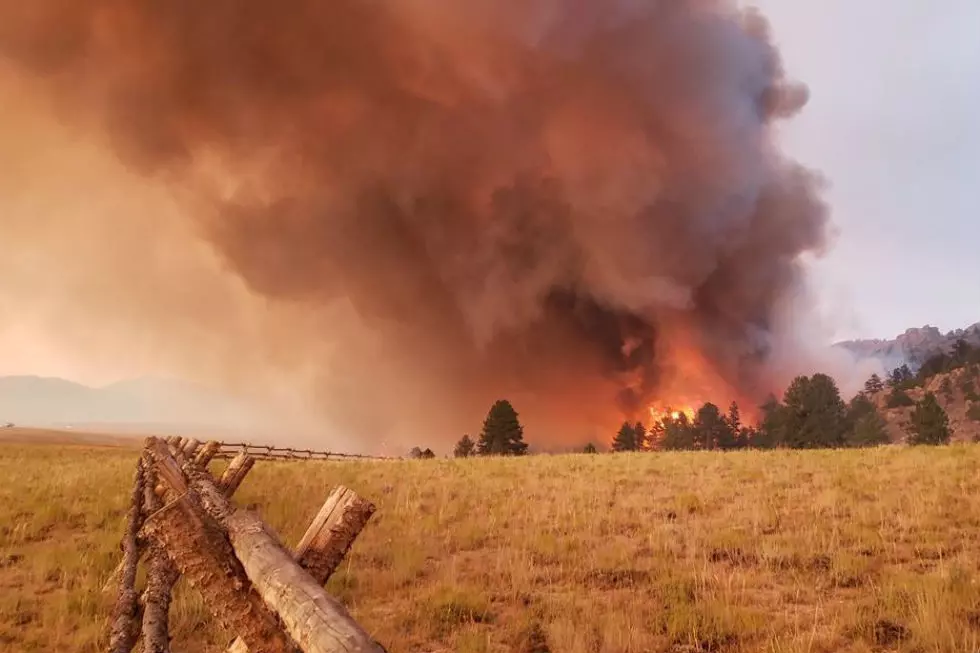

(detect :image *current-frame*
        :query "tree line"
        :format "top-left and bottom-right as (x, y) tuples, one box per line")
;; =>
(409, 339), (980, 458)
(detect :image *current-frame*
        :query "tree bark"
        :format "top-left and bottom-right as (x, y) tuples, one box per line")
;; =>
(218, 452), (255, 495)
(181, 438), (201, 458)
(142, 441), (297, 653)
(225, 486), (376, 653)
(140, 462), (178, 653)
(144, 440), (385, 653)
(107, 459), (146, 653)
(193, 440), (222, 468)
(294, 486), (376, 584)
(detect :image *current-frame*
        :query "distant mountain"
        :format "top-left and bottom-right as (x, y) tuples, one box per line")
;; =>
(0, 375), (270, 435)
(835, 322), (980, 372)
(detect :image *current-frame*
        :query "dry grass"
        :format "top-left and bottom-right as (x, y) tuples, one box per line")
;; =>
(3, 442), (980, 652)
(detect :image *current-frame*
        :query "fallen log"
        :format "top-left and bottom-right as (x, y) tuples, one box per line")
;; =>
(107, 459), (146, 653)
(142, 441), (297, 653)
(145, 439), (385, 653)
(226, 486), (377, 653)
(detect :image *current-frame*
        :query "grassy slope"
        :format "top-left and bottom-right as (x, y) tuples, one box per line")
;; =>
(3, 443), (980, 653)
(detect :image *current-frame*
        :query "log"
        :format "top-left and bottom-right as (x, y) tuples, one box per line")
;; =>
(182, 438), (201, 458)
(142, 441), (297, 653)
(218, 451), (255, 495)
(102, 442), (247, 594)
(140, 460), (178, 653)
(194, 440), (222, 468)
(107, 459), (146, 653)
(145, 441), (385, 653)
(226, 486), (376, 653)
(294, 486), (376, 584)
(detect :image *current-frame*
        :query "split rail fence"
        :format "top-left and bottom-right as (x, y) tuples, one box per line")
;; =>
(105, 435), (387, 653)
(212, 441), (391, 462)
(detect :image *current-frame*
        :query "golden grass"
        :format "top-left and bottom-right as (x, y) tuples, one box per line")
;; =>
(3, 442), (980, 652)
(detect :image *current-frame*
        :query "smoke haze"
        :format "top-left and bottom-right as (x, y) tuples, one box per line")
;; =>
(0, 1), (832, 450)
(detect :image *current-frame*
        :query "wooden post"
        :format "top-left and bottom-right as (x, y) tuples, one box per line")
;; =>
(142, 441), (297, 653)
(107, 459), (146, 653)
(294, 486), (376, 583)
(144, 440), (385, 653)
(226, 486), (377, 653)
(219, 451), (255, 495)
(182, 438), (201, 458)
(194, 440), (222, 467)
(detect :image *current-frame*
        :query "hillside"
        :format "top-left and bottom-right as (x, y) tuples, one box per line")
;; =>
(836, 322), (980, 370)
(866, 366), (980, 444)
(0, 375), (264, 434)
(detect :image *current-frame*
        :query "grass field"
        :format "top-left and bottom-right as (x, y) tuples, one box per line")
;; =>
(3, 440), (980, 652)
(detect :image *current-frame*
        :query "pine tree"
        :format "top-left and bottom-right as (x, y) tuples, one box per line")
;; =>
(634, 422), (648, 450)
(845, 395), (889, 447)
(660, 413), (695, 450)
(864, 373), (884, 395)
(477, 400), (528, 455)
(720, 401), (742, 450)
(612, 422), (638, 452)
(753, 395), (785, 449)
(454, 434), (475, 458)
(782, 374), (848, 449)
(888, 364), (915, 390)
(693, 403), (728, 450)
(907, 392), (951, 445)
(582, 442), (598, 454)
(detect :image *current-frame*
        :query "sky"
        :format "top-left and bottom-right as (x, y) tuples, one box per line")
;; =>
(750, 0), (980, 340)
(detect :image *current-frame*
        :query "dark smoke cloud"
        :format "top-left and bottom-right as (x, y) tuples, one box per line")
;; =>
(0, 0), (830, 449)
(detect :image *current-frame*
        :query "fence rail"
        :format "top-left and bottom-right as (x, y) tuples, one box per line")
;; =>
(212, 442), (392, 462)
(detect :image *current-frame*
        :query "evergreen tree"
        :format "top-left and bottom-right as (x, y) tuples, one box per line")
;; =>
(582, 442), (598, 454)
(420, 448), (436, 459)
(693, 403), (728, 450)
(720, 401), (742, 450)
(846, 395), (889, 447)
(612, 421), (638, 452)
(781, 374), (848, 449)
(660, 413), (695, 450)
(477, 399), (528, 455)
(885, 388), (915, 408)
(409, 446), (423, 459)
(453, 434), (475, 458)
(888, 364), (915, 390)
(634, 422), (648, 450)
(864, 373), (885, 395)
(907, 392), (951, 445)
(753, 395), (786, 449)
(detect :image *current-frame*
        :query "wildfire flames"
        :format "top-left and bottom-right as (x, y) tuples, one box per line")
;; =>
(648, 404), (697, 424)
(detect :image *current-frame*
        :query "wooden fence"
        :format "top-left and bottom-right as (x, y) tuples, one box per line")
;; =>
(106, 436), (386, 653)
(167, 438), (394, 462)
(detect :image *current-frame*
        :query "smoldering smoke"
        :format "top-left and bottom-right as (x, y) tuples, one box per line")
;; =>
(0, 1), (829, 449)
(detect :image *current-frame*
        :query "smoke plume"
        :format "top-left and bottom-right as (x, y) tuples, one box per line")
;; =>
(0, 1), (830, 450)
